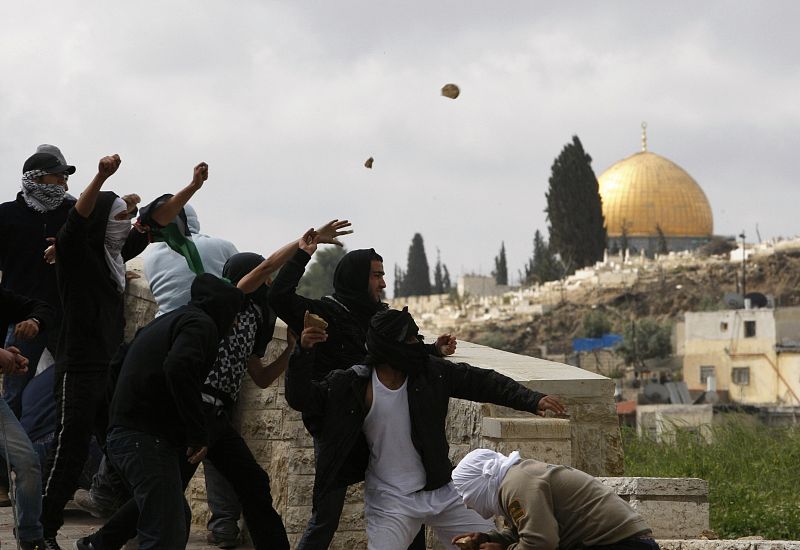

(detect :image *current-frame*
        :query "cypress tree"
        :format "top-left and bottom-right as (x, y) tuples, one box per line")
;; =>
(394, 264), (406, 297)
(433, 249), (450, 294)
(545, 135), (607, 272)
(530, 230), (561, 284)
(404, 233), (432, 296)
(656, 224), (669, 255)
(492, 242), (508, 285)
(442, 265), (451, 293)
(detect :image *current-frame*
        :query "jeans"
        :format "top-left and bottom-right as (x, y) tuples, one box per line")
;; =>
(106, 427), (189, 550)
(2, 327), (49, 417)
(88, 405), (288, 550)
(204, 459), (242, 539)
(89, 454), (130, 512)
(0, 397), (43, 541)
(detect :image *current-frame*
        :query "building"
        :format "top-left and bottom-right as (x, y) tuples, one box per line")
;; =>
(597, 124), (713, 256)
(682, 306), (800, 406)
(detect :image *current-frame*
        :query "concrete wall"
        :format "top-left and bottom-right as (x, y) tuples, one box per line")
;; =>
(636, 405), (714, 443)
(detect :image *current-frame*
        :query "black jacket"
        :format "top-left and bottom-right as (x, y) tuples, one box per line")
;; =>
(54, 193), (151, 372)
(285, 349), (546, 503)
(108, 274), (243, 447)
(0, 287), (55, 346)
(268, 249), (440, 431)
(0, 192), (75, 346)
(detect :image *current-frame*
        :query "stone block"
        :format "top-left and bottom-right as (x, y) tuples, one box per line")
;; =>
(238, 409), (283, 440)
(598, 477), (709, 539)
(481, 417), (570, 439)
(481, 437), (571, 466)
(288, 448), (316, 475)
(286, 474), (315, 505)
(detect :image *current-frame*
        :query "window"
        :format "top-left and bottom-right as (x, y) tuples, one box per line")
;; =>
(732, 367), (750, 385)
(744, 320), (756, 338)
(720, 322), (728, 332)
(700, 366), (715, 384)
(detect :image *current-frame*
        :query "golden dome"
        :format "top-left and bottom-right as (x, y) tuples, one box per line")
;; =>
(598, 150), (713, 238)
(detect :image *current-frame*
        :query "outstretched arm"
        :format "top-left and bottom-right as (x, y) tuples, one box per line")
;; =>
(238, 219), (352, 295)
(74, 154), (121, 218)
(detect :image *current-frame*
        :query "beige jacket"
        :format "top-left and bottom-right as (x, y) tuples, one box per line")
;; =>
(487, 460), (650, 550)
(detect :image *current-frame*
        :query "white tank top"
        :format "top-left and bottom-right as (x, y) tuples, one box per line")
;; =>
(363, 368), (426, 495)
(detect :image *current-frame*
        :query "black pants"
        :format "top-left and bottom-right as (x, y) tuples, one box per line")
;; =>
(41, 370), (109, 538)
(88, 404), (289, 550)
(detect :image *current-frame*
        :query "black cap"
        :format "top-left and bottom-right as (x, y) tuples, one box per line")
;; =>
(22, 152), (76, 175)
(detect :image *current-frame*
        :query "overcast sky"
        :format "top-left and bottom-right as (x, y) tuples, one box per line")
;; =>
(3, 1), (799, 295)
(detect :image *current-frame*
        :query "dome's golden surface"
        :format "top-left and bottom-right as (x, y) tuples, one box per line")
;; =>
(598, 151), (713, 238)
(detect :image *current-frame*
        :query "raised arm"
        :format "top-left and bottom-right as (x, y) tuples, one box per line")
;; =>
(238, 219), (352, 295)
(148, 162), (208, 227)
(74, 154), (121, 218)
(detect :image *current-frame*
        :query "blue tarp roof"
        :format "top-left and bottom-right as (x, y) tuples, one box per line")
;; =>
(572, 334), (623, 352)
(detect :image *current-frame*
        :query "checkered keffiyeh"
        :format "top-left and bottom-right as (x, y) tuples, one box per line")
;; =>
(204, 302), (262, 402)
(21, 169), (69, 212)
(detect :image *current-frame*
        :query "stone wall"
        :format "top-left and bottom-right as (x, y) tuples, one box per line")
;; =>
(124, 276), (624, 549)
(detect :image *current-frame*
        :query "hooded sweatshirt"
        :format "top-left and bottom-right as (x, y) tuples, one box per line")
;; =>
(143, 203), (239, 316)
(55, 191), (155, 372)
(108, 274), (243, 447)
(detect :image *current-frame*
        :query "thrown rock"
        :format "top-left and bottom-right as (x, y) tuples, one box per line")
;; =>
(441, 83), (460, 99)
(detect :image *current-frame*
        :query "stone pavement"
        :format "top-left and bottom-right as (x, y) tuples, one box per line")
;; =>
(0, 502), (255, 549)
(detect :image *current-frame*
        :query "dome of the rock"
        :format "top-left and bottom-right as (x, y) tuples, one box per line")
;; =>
(598, 150), (713, 239)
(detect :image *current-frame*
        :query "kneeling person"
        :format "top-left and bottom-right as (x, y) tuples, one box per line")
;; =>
(451, 449), (659, 550)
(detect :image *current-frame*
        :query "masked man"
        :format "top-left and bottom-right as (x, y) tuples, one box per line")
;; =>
(287, 308), (565, 550)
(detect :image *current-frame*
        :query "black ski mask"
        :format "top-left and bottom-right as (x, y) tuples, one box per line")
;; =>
(365, 307), (428, 375)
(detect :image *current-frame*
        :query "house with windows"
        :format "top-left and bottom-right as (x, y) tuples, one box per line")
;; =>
(682, 306), (800, 406)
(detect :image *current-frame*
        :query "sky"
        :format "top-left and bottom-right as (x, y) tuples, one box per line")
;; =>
(2, 1), (799, 295)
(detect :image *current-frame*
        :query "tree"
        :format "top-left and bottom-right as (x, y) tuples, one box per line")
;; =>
(617, 318), (672, 370)
(296, 246), (347, 299)
(432, 249), (452, 294)
(523, 230), (561, 285)
(545, 135), (607, 272)
(394, 264), (406, 298)
(655, 224), (669, 255)
(402, 233), (432, 296)
(581, 309), (613, 338)
(442, 265), (451, 293)
(492, 242), (508, 285)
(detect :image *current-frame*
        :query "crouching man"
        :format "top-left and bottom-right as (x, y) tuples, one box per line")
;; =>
(287, 308), (565, 550)
(451, 449), (659, 550)
(103, 274), (243, 549)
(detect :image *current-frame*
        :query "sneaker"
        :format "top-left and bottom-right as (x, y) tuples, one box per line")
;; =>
(73, 537), (96, 550)
(20, 540), (46, 550)
(72, 489), (113, 519)
(42, 538), (63, 550)
(206, 531), (240, 549)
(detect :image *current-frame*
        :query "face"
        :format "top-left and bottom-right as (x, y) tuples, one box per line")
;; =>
(368, 260), (386, 302)
(37, 172), (69, 191)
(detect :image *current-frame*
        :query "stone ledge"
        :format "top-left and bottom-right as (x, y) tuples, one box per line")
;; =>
(599, 477), (709, 497)
(482, 417), (571, 439)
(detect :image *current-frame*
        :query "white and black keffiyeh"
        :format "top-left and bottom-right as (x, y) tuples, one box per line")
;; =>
(205, 302), (262, 402)
(21, 169), (69, 212)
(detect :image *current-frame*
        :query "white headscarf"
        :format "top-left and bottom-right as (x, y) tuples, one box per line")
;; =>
(105, 197), (131, 292)
(451, 448), (521, 519)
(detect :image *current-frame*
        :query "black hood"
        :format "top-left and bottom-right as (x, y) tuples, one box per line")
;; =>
(223, 252), (268, 312)
(189, 273), (244, 338)
(332, 248), (385, 325)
